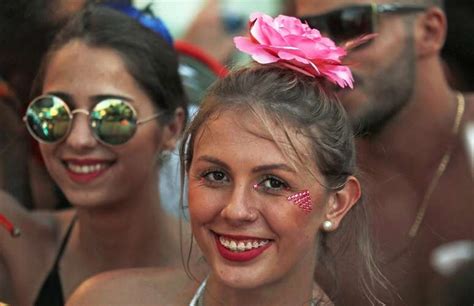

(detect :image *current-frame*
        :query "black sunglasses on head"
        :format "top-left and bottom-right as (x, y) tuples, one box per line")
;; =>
(300, 3), (427, 45)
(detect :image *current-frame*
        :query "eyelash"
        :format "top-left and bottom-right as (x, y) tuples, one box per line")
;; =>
(196, 169), (291, 195)
(255, 175), (290, 195)
(198, 169), (229, 187)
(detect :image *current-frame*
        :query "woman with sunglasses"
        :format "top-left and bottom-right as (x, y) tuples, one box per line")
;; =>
(0, 6), (195, 305)
(67, 13), (387, 306)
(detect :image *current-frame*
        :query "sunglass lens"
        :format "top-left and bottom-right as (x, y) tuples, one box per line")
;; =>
(301, 15), (328, 34)
(302, 6), (373, 44)
(90, 99), (137, 145)
(333, 6), (372, 43)
(25, 96), (71, 142)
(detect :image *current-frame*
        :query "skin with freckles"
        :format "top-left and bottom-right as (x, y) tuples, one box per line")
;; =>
(188, 110), (328, 292)
(296, 1), (474, 305)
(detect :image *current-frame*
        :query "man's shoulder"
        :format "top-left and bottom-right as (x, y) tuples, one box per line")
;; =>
(66, 267), (198, 305)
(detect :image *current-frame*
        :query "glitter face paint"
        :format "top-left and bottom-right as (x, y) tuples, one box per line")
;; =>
(287, 190), (312, 213)
(0, 214), (21, 237)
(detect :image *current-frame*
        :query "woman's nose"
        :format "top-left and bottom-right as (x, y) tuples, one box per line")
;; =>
(220, 184), (259, 225)
(64, 111), (98, 151)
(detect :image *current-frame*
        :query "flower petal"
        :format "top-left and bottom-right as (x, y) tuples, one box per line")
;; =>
(234, 12), (354, 89)
(234, 37), (279, 64)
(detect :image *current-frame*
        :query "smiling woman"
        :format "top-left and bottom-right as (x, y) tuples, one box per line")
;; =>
(178, 63), (382, 305)
(67, 13), (387, 306)
(0, 5), (196, 306)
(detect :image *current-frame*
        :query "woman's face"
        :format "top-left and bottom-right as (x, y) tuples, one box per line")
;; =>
(188, 109), (332, 290)
(39, 40), (176, 207)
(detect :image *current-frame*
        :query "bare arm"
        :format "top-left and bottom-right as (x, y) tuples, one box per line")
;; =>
(0, 191), (26, 302)
(0, 190), (59, 304)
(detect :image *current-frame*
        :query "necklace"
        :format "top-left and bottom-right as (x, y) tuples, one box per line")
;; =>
(408, 92), (465, 238)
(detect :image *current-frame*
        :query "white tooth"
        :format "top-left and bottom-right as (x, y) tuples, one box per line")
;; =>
(224, 240), (230, 247)
(237, 242), (245, 251)
(229, 241), (237, 251)
(68, 163), (109, 174)
(219, 236), (226, 245)
(246, 242), (252, 249)
(252, 241), (259, 248)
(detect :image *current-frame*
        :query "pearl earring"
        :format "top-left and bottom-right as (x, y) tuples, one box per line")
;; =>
(322, 220), (333, 231)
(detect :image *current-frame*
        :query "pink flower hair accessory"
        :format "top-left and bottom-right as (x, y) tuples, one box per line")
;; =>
(234, 12), (355, 88)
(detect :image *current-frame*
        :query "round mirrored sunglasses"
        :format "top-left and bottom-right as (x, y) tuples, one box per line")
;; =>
(23, 95), (161, 146)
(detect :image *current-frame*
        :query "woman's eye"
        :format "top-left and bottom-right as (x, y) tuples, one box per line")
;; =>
(200, 170), (229, 185)
(257, 176), (289, 193)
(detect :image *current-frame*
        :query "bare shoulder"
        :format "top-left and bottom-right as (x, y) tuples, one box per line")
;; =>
(67, 267), (200, 306)
(0, 190), (51, 254)
(0, 189), (74, 252)
(0, 191), (76, 303)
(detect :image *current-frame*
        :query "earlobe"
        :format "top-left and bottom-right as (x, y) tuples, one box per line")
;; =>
(322, 176), (361, 231)
(162, 107), (186, 151)
(415, 7), (446, 57)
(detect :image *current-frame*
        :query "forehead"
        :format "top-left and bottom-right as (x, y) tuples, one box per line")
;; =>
(193, 109), (313, 171)
(296, 0), (391, 15)
(42, 40), (143, 100)
(44, 40), (128, 85)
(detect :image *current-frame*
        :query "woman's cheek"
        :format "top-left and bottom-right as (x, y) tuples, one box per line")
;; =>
(188, 183), (222, 221)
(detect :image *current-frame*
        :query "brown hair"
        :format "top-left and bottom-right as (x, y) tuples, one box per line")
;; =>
(180, 64), (387, 304)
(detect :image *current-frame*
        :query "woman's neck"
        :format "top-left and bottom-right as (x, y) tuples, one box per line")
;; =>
(202, 268), (318, 306)
(70, 180), (178, 268)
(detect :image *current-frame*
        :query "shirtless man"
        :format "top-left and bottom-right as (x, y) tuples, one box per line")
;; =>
(296, 1), (474, 305)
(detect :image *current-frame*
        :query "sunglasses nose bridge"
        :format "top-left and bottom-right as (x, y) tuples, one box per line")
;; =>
(65, 108), (98, 149)
(71, 109), (90, 116)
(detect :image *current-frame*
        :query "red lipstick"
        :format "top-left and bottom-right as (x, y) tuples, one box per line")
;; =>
(215, 234), (272, 262)
(64, 159), (112, 183)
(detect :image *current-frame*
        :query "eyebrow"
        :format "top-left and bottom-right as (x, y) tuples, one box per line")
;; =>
(44, 91), (71, 102)
(195, 155), (295, 173)
(92, 94), (134, 103)
(195, 155), (230, 170)
(251, 163), (295, 174)
(44, 91), (134, 104)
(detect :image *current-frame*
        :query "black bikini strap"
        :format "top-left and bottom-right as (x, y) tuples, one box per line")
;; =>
(52, 214), (77, 267)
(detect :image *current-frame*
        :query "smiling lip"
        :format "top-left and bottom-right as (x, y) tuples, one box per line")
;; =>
(214, 232), (272, 262)
(63, 158), (113, 184)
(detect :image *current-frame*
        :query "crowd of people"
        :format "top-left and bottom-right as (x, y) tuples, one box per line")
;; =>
(0, 0), (472, 305)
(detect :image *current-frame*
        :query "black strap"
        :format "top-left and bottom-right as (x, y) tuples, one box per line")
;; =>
(34, 215), (77, 306)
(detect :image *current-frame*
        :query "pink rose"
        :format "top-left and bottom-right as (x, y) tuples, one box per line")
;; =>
(234, 12), (354, 89)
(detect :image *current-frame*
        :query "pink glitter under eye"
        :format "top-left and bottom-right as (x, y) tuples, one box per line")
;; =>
(287, 190), (312, 213)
